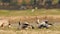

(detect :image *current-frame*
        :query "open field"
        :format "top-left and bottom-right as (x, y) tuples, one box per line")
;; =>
(0, 9), (60, 16)
(0, 9), (60, 34)
(0, 29), (60, 34)
(0, 9), (60, 22)
(0, 21), (60, 34)
(0, 25), (60, 34)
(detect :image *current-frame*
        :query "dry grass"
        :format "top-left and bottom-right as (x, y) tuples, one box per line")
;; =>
(0, 9), (60, 34)
(0, 29), (60, 34)
(0, 16), (60, 34)
(0, 15), (60, 23)
(0, 9), (60, 23)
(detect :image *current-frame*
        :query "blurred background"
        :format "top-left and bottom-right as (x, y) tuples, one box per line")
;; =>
(0, 0), (60, 10)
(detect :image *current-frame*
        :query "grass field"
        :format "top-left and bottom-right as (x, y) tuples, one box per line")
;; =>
(0, 26), (60, 34)
(0, 9), (60, 34)
(0, 9), (60, 16)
